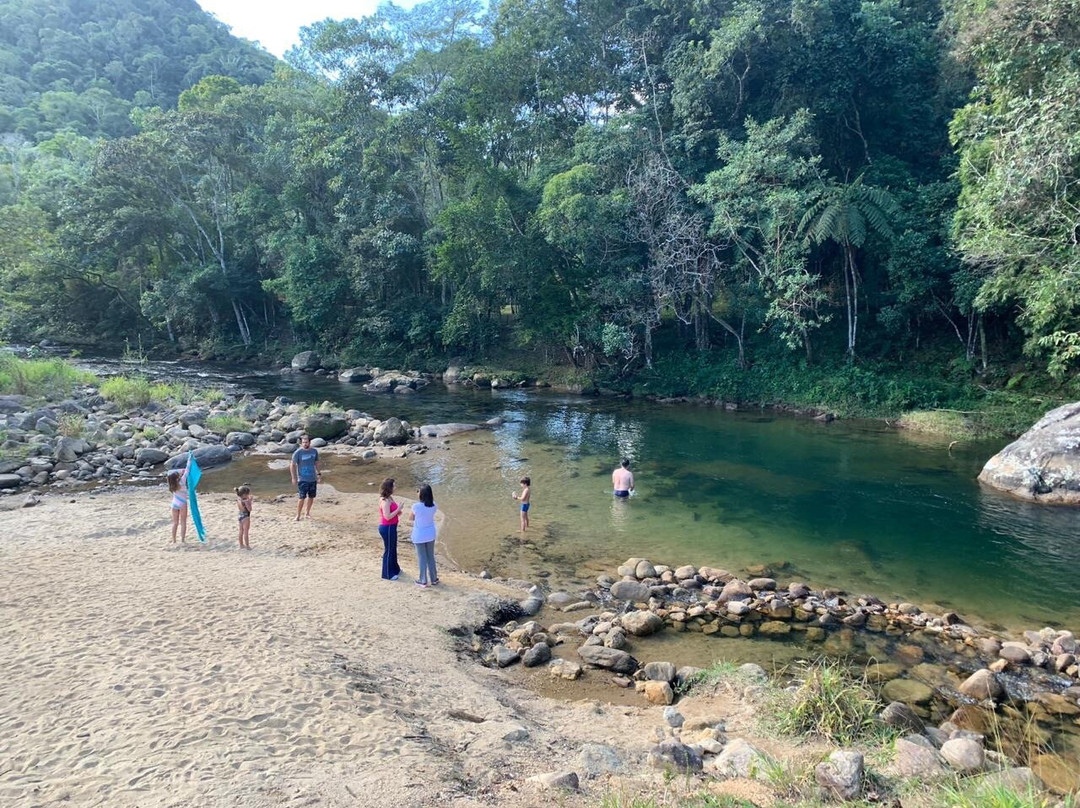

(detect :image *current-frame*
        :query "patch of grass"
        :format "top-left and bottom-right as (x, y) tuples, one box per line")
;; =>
(759, 758), (816, 802)
(137, 426), (161, 441)
(100, 377), (195, 409)
(932, 776), (1072, 808)
(599, 794), (756, 808)
(56, 413), (86, 438)
(0, 354), (94, 398)
(678, 660), (742, 694)
(765, 659), (881, 745)
(205, 415), (252, 434)
(202, 388), (226, 404)
(895, 409), (997, 440)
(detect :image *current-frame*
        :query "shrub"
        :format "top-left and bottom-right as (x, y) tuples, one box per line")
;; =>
(678, 660), (742, 694)
(0, 354), (94, 398)
(935, 777), (1072, 808)
(100, 377), (195, 409)
(57, 413), (86, 438)
(765, 659), (881, 745)
(205, 415), (252, 434)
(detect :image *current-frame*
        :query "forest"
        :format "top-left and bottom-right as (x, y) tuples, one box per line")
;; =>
(1, 0), (1078, 417)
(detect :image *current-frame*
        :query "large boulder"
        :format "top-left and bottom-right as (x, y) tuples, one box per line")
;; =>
(303, 413), (349, 440)
(135, 447), (170, 467)
(958, 669), (1003, 701)
(418, 423), (480, 438)
(165, 444), (232, 470)
(647, 740), (702, 773)
(291, 351), (321, 371)
(978, 402), (1080, 503)
(374, 417), (409, 445)
(338, 367), (373, 383)
(0, 473), (22, 489)
(0, 395), (28, 414)
(710, 738), (770, 779)
(577, 645), (638, 674)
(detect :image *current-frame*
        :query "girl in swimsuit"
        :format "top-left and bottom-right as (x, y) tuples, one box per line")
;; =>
(167, 455), (191, 543)
(235, 484), (253, 549)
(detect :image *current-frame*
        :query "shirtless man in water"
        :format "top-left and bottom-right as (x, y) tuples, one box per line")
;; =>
(612, 458), (634, 499)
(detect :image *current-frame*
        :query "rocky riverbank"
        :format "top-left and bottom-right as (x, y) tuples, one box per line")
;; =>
(475, 558), (1080, 796)
(0, 380), (439, 501)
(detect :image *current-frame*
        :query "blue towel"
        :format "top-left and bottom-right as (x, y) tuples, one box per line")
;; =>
(187, 453), (206, 543)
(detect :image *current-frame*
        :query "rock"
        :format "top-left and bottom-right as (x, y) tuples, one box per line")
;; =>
(788, 582), (811, 598)
(647, 740), (703, 773)
(548, 659), (582, 680)
(1031, 753), (1080, 794)
(609, 580), (651, 602)
(711, 738), (769, 778)
(53, 436), (81, 463)
(303, 412), (349, 440)
(291, 351), (321, 371)
(941, 738), (985, 772)
(418, 423), (479, 438)
(815, 750), (864, 801)
(764, 599), (793, 619)
(643, 681), (674, 705)
(999, 644), (1032, 664)
(0, 473), (24, 489)
(880, 701), (925, 733)
(1033, 692), (1080, 716)
(178, 407), (209, 426)
(663, 707), (684, 728)
(882, 679), (935, 705)
(891, 736), (947, 778)
(577, 743), (624, 777)
(621, 610), (663, 637)
(865, 662), (905, 683)
(748, 577), (777, 591)
(758, 620), (792, 636)
(165, 444), (232, 469)
(958, 669), (1003, 701)
(737, 663), (768, 682)
(969, 767), (1040, 798)
(577, 645), (638, 674)
(373, 417), (408, 445)
(643, 661), (677, 683)
(635, 559), (657, 578)
(978, 401), (1080, 503)
(719, 579), (753, 602)
(491, 645), (520, 668)
(135, 447), (169, 467)
(338, 367), (373, 383)
(225, 431), (256, 447)
(526, 771), (578, 791)
(604, 628), (627, 649)
(522, 643), (552, 668)
(674, 565), (697, 580)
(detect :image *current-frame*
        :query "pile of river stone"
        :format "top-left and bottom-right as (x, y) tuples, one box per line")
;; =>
(0, 386), (425, 496)
(482, 557), (1080, 795)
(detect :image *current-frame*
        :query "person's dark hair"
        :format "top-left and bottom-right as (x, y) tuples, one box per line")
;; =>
(417, 484), (434, 508)
(379, 478), (395, 498)
(167, 470), (182, 493)
(235, 485), (251, 498)
(520, 477), (530, 486)
(621, 458), (630, 468)
(300, 434), (311, 444)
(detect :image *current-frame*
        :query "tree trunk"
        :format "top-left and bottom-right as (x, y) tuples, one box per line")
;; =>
(847, 245), (859, 356)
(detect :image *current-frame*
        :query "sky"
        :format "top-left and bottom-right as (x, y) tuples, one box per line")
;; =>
(197, 1), (385, 58)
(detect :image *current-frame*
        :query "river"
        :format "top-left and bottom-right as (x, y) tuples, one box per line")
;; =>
(75, 357), (1080, 634)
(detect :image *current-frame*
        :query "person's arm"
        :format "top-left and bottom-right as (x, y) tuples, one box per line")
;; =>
(290, 453), (298, 484)
(314, 452), (322, 482)
(388, 498), (403, 519)
(181, 452), (192, 485)
(628, 472), (635, 491)
(612, 470), (618, 486)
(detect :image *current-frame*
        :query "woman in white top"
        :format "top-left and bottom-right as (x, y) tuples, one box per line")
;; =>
(409, 484), (439, 587)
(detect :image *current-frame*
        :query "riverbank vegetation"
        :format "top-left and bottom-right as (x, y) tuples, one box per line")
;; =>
(1, 0), (1077, 427)
(0, 353), (93, 398)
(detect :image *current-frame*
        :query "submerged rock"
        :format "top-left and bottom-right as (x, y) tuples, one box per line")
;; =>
(978, 402), (1080, 504)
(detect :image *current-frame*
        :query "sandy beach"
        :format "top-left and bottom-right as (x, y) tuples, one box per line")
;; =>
(0, 486), (712, 808)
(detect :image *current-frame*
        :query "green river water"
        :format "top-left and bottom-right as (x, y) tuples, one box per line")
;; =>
(187, 368), (1080, 634)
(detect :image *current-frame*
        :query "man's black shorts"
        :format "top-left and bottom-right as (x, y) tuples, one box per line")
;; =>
(297, 480), (318, 499)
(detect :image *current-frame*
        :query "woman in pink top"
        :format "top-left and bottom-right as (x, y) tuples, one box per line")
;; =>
(378, 477), (402, 580)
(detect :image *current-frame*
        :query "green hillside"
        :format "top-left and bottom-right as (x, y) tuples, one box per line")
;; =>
(0, 0), (277, 140)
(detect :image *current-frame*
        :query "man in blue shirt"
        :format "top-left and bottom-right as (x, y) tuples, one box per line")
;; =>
(290, 434), (322, 520)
